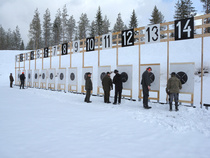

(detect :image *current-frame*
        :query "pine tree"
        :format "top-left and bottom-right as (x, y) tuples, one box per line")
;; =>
(90, 20), (96, 37)
(52, 9), (62, 45)
(5, 29), (13, 50)
(26, 39), (34, 50)
(103, 15), (110, 34)
(113, 13), (125, 32)
(0, 25), (6, 50)
(78, 13), (89, 40)
(129, 9), (138, 29)
(95, 6), (103, 36)
(149, 6), (165, 24)
(13, 26), (22, 50)
(20, 40), (25, 50)
(67, 15), (76, 42)
(174, 0), (196, 20)
(200, 0), (210, 33)
(29, 8), (42, 49)
(61, 5), (68, 43)
(43, 8), (52, 47)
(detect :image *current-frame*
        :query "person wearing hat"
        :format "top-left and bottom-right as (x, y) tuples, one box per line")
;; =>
(84, 72), (93, 103)
(113, 69), (123, 104)
(102, 72), (113, 103)
(141, 67), (152, 109)
(166, 72), (182, 111)
(9, 73), (14, 88)
(20, 72), (26, 89)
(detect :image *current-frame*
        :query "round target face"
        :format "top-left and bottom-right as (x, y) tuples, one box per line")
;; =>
(60, 73), (64, 80)
(42, 73), (45, 79)
(50, 73), (53, 80)
(176, 71), (188, 84)
(121, 72), (128, 83)
(100, 72), (106, 81)
(149, 72), (155, 83)
(35, 73), (38, 79)
(28, 73), (31, 79)
(70, 73), (75, 81)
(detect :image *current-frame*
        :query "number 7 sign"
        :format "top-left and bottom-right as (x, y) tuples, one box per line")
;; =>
(175, 17), (194, 40)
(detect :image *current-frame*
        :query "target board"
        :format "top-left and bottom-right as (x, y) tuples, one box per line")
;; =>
(68, 68), (77, 85)
(48, 69), (56, 84)
(82, 67), (93, 85)
(27, 70), (32, 83)
(16, 70), (21, 83)
(57, 69), (66, 84)
(20, 54), (23, 62)
(170, 63), (194, 93)
(140, 64), (160, 91)
(40, 70), (47, 82)
(98, 66), (111, 87)
(34, 70), (39, 83)
(117, 65), (132, 89)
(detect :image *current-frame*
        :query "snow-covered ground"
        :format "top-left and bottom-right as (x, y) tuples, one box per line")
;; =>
(0, 37), (210, 158)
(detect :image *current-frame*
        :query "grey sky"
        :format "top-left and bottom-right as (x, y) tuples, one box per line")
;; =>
(0, 0), (204, 45)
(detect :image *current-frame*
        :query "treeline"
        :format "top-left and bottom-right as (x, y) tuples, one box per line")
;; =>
(0, 0), (209, 50)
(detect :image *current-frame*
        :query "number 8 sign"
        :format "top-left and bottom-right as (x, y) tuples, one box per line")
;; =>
(145, 24), (160, 44)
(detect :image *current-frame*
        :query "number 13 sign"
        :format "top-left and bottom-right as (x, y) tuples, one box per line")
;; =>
(145, 24), (160, 44)
(175, 17), (194, 40)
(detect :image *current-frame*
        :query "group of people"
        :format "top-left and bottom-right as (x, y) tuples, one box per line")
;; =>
(9, 72), (25, 89)
(84, 67), (182, 112)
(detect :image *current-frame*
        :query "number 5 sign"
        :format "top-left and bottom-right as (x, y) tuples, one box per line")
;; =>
(175, 17), (194, 40)
(145, 24), (160, 44)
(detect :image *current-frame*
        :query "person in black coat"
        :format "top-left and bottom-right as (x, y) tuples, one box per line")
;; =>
(9, 73), (14, 88)
(113, 70), (123, 104)
(84, 72), (92, 103)
(102, 72), (113, 103)
(20, 72), (25, 89)
(141, 67), (152, 109)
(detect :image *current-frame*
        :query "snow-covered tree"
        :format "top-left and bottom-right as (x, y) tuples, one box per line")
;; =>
(0, 25), (6, 50)
(129, 9), (138, 29)
(113, 13), (126, 32)
(43, 8), (52, 47)
(103, 15), (111, 34)
(95, 6), (103, 36)
(61, 5), (68, 43)
(67, 15), (76, 42)
(89, 20), (96, 37)
(200, 0), (210, 33)
(52, 9), (62, 45)
(150, 6), (165, 24)
(78, 13), (89, 40)
(20, 40), (25, 50)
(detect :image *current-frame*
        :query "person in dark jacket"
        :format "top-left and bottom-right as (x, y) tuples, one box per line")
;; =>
(102, 72), (113, 103)
(84, 72), (93, 103)
(141, 67), (152, 109)
(20, 72), (25, 89)
(113, 70), (123, 104)
(166, 72), (182, 111)
(9, 73), (14, 88)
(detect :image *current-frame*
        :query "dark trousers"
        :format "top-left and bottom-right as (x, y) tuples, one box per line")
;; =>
(10, 81), (13, 87)
(142, 86), (149, 106)
(169, 93), (179, 104)
(104, 90), (110, 103)
(85, 90), (91, 102)
(114, 89), (122, 104)
(20, 81), (24, 89)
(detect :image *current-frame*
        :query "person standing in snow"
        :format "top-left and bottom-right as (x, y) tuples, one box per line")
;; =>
(141, 67), (152, 109)
(166, 72), (182, 111)
(84, 72), (92, 103)
(9, 73), (14, 88)
(113, 70), (123, 104)
(102, 72), (113, 103)
(20, 72), (25, 89)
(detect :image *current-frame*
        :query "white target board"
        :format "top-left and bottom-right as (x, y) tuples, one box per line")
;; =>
(117, 65), (132, 89)
(82, 67), (93, 85)
(57, 69), (66, 84)
(40, 69), (47, 82)
(48, 69), (56, 84)
(16, 70), (21, 83)
(170, 63), (194, 93)
(140, 64), (160, 91)
(34, 70), (39, 83)
(27, 70), (32, 83)
(68, 68), (77, 85)
(98, 66), (111, 87)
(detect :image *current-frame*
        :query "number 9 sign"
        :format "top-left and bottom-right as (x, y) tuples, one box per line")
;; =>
(73, 40), (80, 53)
(145, 24), (160, 44)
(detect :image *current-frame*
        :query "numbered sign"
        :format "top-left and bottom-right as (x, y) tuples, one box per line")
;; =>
(25, 53), (29, 61)
(121, 29), (134, 47)
(102, 33), (112, 49)
(86, 37), (95, 52)
(44, 47), (48, 58)
(175, 17), (194, 40)
(36, 49), (41, 59)
(15, 55), (18, 62)
(52, 46), (57, 56)
(62, 43), (68, 55)
(145, 24), (160, 44)
(30, 51), (34, 60)
(73, 40), (80, 53)
(20, 54), (23, 62)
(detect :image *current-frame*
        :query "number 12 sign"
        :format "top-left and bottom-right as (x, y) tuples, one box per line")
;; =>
(175, 17), (194, 40)
(122, 29), (134, 47)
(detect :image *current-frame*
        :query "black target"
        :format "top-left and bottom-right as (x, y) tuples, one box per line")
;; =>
(28, 73), (31, 79)
(60, 73), (64, 80)
(149, 72), (155, 83)
(121, 72), (128, 83)
(70, 73), (75, 81)
(35, 73), (38, 79)
(42, 73), (45, 79)
(50, 73), (53, 80)
(176, 71), (188, 84)
(100, 72), (106, 81)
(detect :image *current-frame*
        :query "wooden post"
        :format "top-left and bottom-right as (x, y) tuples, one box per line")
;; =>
(98, 36), (100, 67)
(42, 49), (44, 70)
(50, 47), (52, 69)
(116, 33), (119, 66)
(82, 40), (85, 68)
(200, 18), (204, 108)
(166, 24), (170, 102)
(59, 45), (61, 69)
(70, 42), (72, 68)
(138, 31), (141, 99)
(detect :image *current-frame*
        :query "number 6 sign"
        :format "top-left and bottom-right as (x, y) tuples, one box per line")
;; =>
(145, 24), (160, 44)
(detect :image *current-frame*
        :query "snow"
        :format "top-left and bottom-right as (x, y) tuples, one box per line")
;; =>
(0, 37), (210, 158)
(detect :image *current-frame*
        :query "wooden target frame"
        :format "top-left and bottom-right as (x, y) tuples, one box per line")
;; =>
(68, 67), (78, 92)
(81, 66), (93, 93)
(27, 70), (32, 87)
(33, 69), (39, 88)
(40, 69), (47, 89)
(97, 66), (111, 95)
(57, 68), (66, 91)
(48, 68), (56, 90)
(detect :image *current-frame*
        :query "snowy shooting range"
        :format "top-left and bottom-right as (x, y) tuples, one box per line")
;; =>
(15, 14), (210, 106)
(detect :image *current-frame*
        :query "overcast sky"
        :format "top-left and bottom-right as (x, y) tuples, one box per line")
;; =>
(0, 0), (204, 45)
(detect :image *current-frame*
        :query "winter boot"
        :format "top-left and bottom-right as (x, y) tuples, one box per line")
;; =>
(169, 103), (172, 111)
(175, 102), (179, 111)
